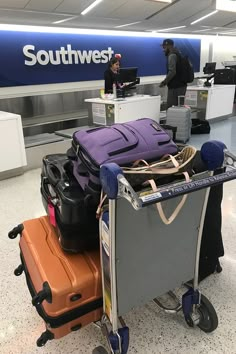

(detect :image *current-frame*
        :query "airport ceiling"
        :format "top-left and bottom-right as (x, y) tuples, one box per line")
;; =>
(0, 0), (236, 36)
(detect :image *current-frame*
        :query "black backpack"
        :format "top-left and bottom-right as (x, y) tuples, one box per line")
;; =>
(178, 54), (194, 84)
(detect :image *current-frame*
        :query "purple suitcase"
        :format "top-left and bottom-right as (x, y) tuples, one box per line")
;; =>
(71, 118), (177, 202)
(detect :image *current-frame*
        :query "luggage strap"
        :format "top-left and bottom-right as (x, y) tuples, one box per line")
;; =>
(122, 146), (197, 176)
(148, 171), (190, 225)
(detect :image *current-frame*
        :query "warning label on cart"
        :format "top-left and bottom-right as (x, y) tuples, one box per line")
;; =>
(140, 191), (162, 203)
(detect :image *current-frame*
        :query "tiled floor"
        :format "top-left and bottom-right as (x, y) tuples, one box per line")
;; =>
(1, 117), (236, 354)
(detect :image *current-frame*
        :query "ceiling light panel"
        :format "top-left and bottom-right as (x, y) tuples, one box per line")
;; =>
(157, 25), (186, 31)
(216, 0), (236, 13)
(53, 16), (78, 24)
(81, 0), (103, 15)
(191, 10), (218, 25)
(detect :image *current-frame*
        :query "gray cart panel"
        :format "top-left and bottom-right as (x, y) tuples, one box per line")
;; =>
(115, 187), (206, 316)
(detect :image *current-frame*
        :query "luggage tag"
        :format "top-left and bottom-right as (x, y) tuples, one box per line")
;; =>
(48, 203), (56, 227)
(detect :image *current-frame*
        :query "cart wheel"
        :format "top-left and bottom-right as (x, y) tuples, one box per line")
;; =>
(14, 264), (24, 276)
(92, 346), (109, 354)
(197, 294), (218, 333)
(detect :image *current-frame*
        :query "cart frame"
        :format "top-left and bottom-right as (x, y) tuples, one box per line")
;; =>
(93, 144), (236, 354)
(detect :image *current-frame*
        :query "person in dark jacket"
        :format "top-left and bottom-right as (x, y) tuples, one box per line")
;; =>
(104, 57), (121, 94)
(159, 39), (187, 108)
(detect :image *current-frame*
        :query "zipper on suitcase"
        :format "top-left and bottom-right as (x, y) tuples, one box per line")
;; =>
(72, 141), (100, 172)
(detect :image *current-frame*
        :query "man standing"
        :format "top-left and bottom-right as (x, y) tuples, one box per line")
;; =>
(159, 39), (187, 108)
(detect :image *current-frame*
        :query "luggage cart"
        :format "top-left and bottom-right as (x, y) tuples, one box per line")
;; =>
(93, 141), (236, 354)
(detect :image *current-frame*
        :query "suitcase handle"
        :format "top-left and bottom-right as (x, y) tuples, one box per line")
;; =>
(47, 164), (66, 186)
(32, 282), (52, 306)
(41, 178), (57, 204)
(46, 161), (70, 186)
(161, 124), (177, 142)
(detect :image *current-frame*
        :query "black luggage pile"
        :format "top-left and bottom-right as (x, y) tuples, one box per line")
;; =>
(41, 153), (99, 253)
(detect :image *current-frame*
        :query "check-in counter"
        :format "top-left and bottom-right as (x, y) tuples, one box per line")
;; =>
(186, 85), (235, 120)
(85, 95), (161, 126)
(0, 111), (26, 179)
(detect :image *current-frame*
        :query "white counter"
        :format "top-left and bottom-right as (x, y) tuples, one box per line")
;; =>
(0, 111), (27, 174)
(186, 84), (235, 120)
(85, 95), (161, 125)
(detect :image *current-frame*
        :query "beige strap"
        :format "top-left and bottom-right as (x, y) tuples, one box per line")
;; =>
(124, 154), (180, 175)
(131, 159), (149, 168)
(148, 171), (190, 225)
(122, 146), (197, 176)
(96, 189), (107, 219)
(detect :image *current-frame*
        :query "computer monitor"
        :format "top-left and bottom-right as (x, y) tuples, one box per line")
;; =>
(203, 62), (216, 75)
(119, 67), (138, 84)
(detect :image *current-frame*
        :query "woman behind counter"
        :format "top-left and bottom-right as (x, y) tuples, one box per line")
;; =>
(104, 57), (121, 94)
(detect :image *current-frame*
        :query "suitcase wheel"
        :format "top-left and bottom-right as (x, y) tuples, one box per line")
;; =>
(92, 346), (108, 354)
(36, 330), (54, 347)
(14, 264), (24, 276)
(8, 224), (24, 239)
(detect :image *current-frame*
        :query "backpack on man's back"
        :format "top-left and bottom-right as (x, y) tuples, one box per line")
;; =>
(178, 54), (194, 84)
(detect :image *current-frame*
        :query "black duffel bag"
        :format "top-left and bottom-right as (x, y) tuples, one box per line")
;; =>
(191, 118), (210, 134)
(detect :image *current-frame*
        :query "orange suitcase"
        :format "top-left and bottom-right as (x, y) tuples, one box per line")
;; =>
(9, 216), (103, 347)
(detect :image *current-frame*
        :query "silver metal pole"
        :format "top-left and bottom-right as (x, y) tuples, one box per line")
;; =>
(109, 199), (119, 332)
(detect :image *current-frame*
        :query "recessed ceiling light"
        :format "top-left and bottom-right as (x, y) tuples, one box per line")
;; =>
(158, 25), (186, 31)
(53, 16), (78, 24)
(81, 0), (103, 16)
(191, 10), (218, 25)
(115, 22), (141, 28)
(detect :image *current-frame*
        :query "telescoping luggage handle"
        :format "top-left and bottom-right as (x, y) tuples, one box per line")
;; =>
(99, 140), (236, 215)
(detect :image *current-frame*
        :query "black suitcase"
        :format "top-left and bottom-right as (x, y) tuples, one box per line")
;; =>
(193, 152), (224, 281)
(214, 68), (236, 85)
(41, 154), (99, 253)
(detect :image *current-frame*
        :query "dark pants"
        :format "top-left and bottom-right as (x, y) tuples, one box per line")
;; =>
(193, 152), (224, 281)
(167, 86), (187, 108)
